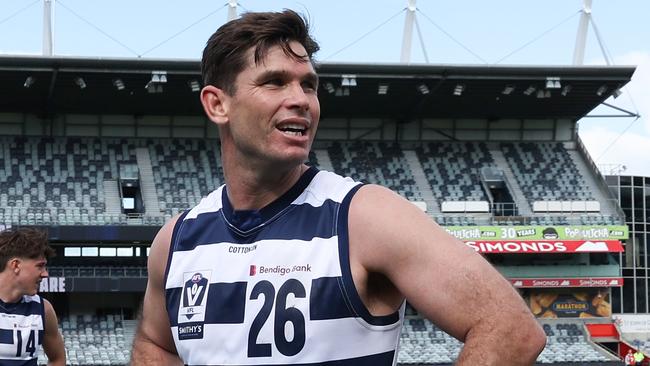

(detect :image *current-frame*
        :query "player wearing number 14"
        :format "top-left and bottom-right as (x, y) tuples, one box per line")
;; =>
(0, 228), (65, 366)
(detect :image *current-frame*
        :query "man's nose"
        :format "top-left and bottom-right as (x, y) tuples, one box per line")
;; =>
(286, 83), (310, 110)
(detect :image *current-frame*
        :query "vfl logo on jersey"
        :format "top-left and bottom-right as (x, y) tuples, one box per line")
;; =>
(178, 271), (211, 324)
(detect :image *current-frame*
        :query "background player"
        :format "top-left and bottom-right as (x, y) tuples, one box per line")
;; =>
(0, 227), (66, 366)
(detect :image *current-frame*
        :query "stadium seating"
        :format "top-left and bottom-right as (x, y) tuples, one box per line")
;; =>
(501, 142), (594, 203)
(397, 316), (618, 364)
(147, 138), (223, 216)
(415, 141), (494, 202)
(326, 141), (423, 200)
(0, 136), (136, 225)
(536, 321), (618, 363)
(0, 137), (621, 227)
(38, 314), (135, 365)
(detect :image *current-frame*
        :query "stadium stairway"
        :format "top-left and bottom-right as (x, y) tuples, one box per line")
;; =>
(135, 147), (162, 217)
(566, 147), (618, 217)
(103, 179), (122, 217)
(489, 147), (532, 215)
(314, 149), (333, 171)
(403, 150), (440, 214)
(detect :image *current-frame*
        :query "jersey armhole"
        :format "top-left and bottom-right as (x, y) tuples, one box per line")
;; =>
(336, 184), (401, 327)
(163, 210), (191, 293)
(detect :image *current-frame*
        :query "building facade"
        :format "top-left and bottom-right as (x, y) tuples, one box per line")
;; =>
(606, 175), (650, 313)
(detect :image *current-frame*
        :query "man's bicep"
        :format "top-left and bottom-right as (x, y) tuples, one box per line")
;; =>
(42, 300), (65, 363)
(350, 185), (522, 339)
(136, 216), (179, 354)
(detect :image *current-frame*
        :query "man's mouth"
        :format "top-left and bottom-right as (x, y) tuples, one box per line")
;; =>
(277, 123), (307, 136)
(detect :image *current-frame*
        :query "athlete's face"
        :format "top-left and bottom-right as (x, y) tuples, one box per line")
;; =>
(218, 41), (320, 167)
(14, 256), (48, 295)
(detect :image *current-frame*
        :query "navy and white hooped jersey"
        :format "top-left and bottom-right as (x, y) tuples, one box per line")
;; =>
(165, 167), (405, 366)
(0, 295), (44, 366)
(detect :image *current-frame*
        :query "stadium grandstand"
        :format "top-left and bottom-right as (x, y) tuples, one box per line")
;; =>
(0, 54), (637, 365)
(1, 1), (647, 365)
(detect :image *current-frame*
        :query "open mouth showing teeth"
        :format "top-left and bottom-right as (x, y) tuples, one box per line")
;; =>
(278, 124), (307, 136)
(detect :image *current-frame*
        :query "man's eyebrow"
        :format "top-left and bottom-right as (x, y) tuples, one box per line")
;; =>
(255, 69), (319, 85)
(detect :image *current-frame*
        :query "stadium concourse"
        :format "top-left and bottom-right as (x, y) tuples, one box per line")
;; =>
(0, 55), (640, 365)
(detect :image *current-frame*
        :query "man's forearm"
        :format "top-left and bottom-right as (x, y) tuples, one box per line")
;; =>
(47, 358), (65, 366)
(131, 335), (183, 366)
(454, 318), (546, 366)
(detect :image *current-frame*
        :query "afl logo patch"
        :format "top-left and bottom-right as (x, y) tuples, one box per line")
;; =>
(178, 270), (212, 324)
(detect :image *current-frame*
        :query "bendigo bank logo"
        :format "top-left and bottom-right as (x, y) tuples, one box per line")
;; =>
(250, 265), (256, 276)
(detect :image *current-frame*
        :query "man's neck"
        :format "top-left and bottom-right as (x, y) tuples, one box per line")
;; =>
(0, 275), (22, 303)
(224, 162), (307, 211)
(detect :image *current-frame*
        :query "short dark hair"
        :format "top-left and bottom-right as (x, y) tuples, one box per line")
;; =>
(0, 228), (55, 272)
(201, 9), (320, 95)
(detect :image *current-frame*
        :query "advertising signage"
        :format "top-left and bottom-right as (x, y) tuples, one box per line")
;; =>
(444, 225), (628, 241)
(466, 240), (624, 253)
(511, 277), (623, 288)
(529, 289), (611, 318)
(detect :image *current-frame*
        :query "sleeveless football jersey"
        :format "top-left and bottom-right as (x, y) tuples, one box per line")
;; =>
(165, 167), (405, 365)
(0, 295), (44, 366)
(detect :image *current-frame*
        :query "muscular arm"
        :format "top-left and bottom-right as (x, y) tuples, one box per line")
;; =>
(42, 299), (65, 366)
(130, 215), (184, 366)
(349, 185), (546, 366)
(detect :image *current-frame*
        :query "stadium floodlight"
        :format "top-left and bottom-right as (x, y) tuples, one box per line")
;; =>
(188, 80), (201, 92)
(501, 85), (515, 95)
(612, 88), (622, 98)
(596, 85), (607, 96)
(113, 79), (125, 91)
(23, 76), (35, 88)
(341, 74), (357, 87)
(417, 84), (430, 95)
(145, 81), (163, 94)
(545, 77), (561, 89)
(335, 87), (350, 97)
(150, 71), (168, 84)
(453, 84), (465, 96)
(323, 82), (335, 94)
(523, 85), (536, 96)
(536, 90), (545, 99)
(378, 84), (389, 95)
(74, 77), (87, 89)
(561, 85), (572, 96)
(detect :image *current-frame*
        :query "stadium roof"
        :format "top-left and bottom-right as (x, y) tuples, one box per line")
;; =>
(0, 55), (635, 121)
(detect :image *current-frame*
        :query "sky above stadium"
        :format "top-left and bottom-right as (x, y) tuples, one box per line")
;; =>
(1, 0), (649, 176)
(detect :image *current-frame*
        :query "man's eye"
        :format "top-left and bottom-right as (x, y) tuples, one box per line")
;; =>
(302, 81), (317, 91)
(265, 78), (284, 86)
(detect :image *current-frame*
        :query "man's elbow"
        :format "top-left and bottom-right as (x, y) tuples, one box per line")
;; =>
(514, 318), (547, 363)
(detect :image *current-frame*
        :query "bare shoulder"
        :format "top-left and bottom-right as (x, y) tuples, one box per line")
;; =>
(148, 214), (182, 279)
(42, 298), (57, 321)
(348, 184), (464, 271)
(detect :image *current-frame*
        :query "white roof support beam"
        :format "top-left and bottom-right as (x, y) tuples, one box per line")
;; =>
(400, 0), (417, 63)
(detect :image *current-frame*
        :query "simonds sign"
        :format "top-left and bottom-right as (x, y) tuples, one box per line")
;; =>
(465, 240), (623, 253)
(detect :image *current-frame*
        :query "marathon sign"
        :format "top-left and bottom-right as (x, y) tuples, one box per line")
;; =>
(512, 277), (623, 288)
(444, 225), (628, 241)
(465, 240), (623, 253)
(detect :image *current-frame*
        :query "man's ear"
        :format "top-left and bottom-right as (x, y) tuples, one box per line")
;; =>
(8, 258), (20, 273)
(200, 85), (230, 125)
